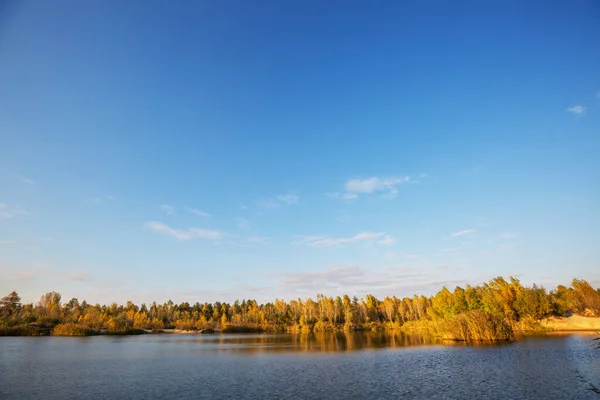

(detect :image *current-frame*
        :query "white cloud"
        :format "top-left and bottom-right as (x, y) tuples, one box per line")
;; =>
(0, 203), (27, 218)
(186, 207), (210, 217)
(258, 194), (299, 209)
(160, 205), (175, 215)
(276, 194), (299, 205)
(566, 105), (586, 115)
(144, 221), (222, 241)
(301, 232), (384, 247)
(325, 192), (358, 200)
(345, 176), (410, 196)
(378, 235), (396, 246)
(500, 232), (517, 239)
(329, 175), (422, 200)
(451, 229), (475, 238)
(0, 240), (15, 245)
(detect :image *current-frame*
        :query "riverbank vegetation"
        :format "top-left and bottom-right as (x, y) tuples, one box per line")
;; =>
(1, 277), (599, 341)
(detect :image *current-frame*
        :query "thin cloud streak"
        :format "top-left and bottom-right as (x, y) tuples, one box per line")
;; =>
(19, 176), (36, 185)
(276, 194), (299, 205)
(144, 221), (222, 241)
(258, 194), (299, 209)
(270, 264), (466, 300)
(451, 229), (475, 238)
(247, 236), (269, 244)
(301, 232), (384, 247)
(90, 196), (116, 203)
(378, 235), (396, 246)
(325, 192), (358, 200)
(186, 207), (210, 217)
(160, 205), (175, 215)
(0, 203), (27, 218)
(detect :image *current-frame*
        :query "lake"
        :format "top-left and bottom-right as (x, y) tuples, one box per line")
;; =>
(1, 332), (599, 399)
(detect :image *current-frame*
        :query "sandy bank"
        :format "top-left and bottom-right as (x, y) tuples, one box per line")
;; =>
(160, 329), (218, 334)
(541, 315), (600, 331)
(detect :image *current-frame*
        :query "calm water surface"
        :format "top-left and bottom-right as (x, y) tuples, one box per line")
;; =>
(1, 332), (599, 399)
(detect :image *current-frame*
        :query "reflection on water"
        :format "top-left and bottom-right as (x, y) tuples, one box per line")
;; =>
(196, 332), (463, 353)
(141, 331), (512, 354)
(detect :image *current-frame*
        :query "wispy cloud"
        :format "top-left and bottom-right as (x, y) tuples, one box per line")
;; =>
(451, 229), (475, 238)
(440, 247), (460, 252)
(186, 207), (210, 217)
(247, 236), (269, 244)
(329, 174), (425, 200)
(272, 264), (427, 297)
(0, 267), (39, 284)
(90, 196), (116, 203)
(566, 105), (586, 116)
(160, 205), (175, 215)
(276, 194), (299, 205)
(7, 173), (36, 185)
(144, 221), (222, 241)
(378, 235), (396, 246)
(0, 203), (27, 218)
(0, 239), (15, 245)
(62, 270), (93, 282)
(301, 232), (384, 247)
(0, 264), (93, 287)
(18, 175), (36, 185)
(325, 192), (358, 200)
(500, 232), (517, 239)
(257, 194), (299, 209)
(335, 211), (350, 222)
(345, 176), (410, 197)
(236, 218), (250, 229)
(257, 199), (281, 209)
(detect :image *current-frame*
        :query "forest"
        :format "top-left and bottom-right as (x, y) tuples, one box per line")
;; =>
(1, 277), (599, 341)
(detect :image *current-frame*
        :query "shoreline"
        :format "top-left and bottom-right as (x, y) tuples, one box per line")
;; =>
(2, 327), (598, 338)
(3, 316), (599, 339)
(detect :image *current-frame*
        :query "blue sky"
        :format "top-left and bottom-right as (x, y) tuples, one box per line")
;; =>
(1, 1), (599, 304)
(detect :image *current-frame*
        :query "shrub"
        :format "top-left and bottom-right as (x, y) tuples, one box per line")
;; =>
(432, 310), (514, 341)
(52, 323), (97, 336)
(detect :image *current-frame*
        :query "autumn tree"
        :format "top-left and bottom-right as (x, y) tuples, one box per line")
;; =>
(1, 291), (22, 317)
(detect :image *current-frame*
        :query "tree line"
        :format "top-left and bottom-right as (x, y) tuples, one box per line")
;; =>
(1, 277), (599, 341)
